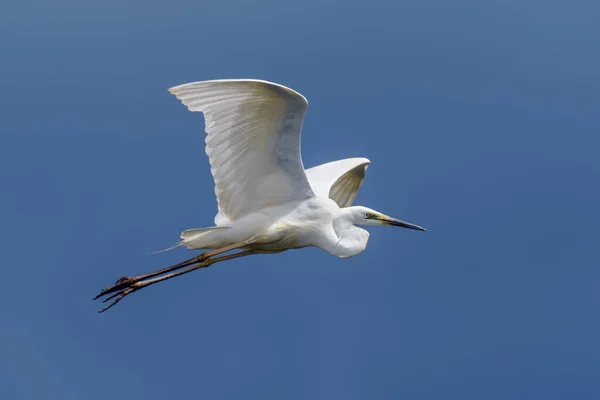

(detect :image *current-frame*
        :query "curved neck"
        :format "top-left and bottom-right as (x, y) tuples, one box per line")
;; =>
(329, 208), (370, 258)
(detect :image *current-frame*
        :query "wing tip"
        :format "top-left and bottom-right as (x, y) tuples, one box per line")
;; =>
(348, 157), (371, 168)
(166, 79), (307, 105)
(167, 85), (181, 95)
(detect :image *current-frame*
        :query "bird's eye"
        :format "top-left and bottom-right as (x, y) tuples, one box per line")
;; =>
(365, 212), (376, 219)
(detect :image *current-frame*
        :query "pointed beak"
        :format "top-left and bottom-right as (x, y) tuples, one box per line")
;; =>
(382, 216), (427, 232)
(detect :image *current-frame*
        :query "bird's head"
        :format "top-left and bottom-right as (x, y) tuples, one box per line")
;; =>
(350, 206), (426, 231)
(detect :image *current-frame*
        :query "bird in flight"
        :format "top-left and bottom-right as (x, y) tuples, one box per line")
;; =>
(94, 79), (426, 312)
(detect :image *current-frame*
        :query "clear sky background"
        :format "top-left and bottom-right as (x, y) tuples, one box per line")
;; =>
(1, 0), (599, 399)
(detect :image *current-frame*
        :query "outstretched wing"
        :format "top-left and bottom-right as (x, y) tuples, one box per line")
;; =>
(305, 158), (370, 208)
(169, 79), (315, 221)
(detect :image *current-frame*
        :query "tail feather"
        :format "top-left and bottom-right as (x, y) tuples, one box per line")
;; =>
(180, 226), (230, 250)
(148, 227), (230, 254)
(180, 226), (228, 240)
(148, 240), (184, 254)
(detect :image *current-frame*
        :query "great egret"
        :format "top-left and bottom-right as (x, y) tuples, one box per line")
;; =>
(94, 79), (426, 312)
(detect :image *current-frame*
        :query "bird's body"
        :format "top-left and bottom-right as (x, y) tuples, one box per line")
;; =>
(94, 78), (425, 311)
(181, 196), (370, 258)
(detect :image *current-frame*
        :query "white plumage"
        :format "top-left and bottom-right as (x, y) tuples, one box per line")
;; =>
(305, 157), (370, 208)
(95, 79), (425, 312)
(169, 79), (314, 222)
(168, 79), (424, 255)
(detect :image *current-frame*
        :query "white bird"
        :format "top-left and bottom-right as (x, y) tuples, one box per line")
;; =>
(95, 79), (426, 312)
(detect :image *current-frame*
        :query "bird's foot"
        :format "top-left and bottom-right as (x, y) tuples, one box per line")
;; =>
(96, 284), (141, 313)
(93, 251), (231, 312)
(93, 275), (141, 302)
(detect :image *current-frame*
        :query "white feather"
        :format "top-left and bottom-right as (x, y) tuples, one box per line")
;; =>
(305, 158), (370, 207)
(168, 79), (315, 223)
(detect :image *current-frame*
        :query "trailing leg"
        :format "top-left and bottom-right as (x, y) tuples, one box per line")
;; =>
(97, 249), (261, 312)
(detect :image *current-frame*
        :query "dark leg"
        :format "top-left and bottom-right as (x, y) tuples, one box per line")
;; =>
(93, 242), (252, 300)
(97, 249), (261, 313)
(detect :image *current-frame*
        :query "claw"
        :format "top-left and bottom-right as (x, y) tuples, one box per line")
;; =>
(97, 287), (138, 313)
(93, 276), (140, 300)
(102, 290), (124, 303)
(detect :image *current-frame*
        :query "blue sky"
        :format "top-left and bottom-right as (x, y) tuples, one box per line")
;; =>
(1, 0), (599, 398)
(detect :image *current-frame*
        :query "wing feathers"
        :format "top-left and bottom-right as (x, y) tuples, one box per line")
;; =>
(305, 158), (370, 208)
(169, 79), (314, 221)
